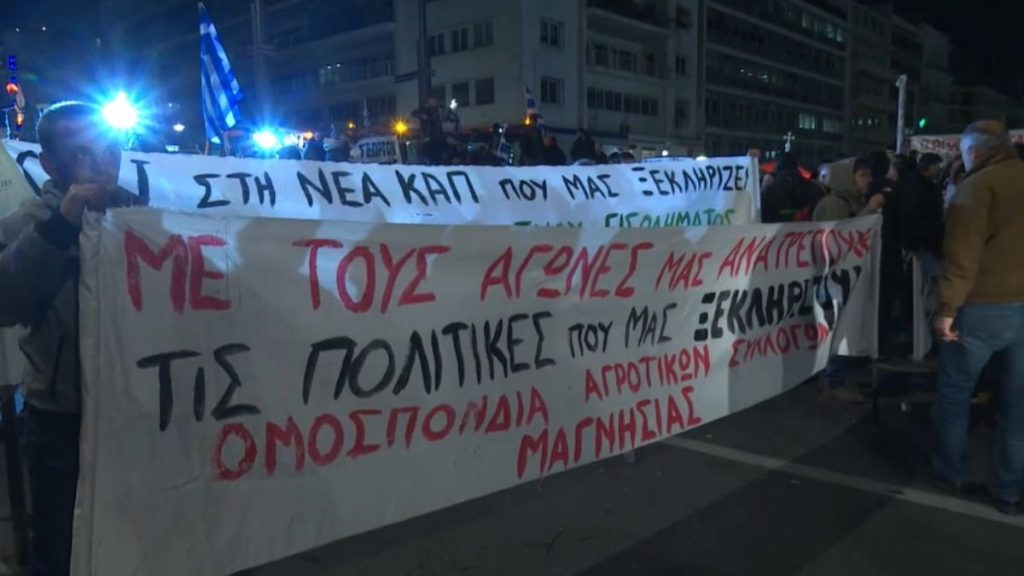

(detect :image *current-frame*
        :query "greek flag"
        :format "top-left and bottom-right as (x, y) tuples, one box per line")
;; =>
(199, 2), (243, 142)
(497, 123), (511, 165)
(524, 84), (544, 128)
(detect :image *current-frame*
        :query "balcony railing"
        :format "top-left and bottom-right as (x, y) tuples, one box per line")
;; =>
(587, 0), (669, 29)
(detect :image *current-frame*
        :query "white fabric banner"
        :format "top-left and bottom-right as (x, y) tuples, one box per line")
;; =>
(0, 144), (34, 386)
(75, 209), (879, 575)
(4, 140), (759, 226)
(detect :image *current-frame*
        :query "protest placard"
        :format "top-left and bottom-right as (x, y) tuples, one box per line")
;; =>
(74, 209), (879, 575)
(4, 140), (759, 226)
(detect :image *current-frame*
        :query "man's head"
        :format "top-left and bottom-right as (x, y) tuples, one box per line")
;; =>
(427, 96), (440, 109)
(960, 120), (1011, 172)
(545, 135), (558, 147)
(853, 156), (873, 196)
(864, 150), (891, 183)
(746, 148), (762, 160)
(37, 101), (122, 193)
(917, 153), (944, 181)
(777, 151), (799, 173)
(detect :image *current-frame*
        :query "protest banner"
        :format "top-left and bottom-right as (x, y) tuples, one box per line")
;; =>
(910, 131), (1024, 159)
(74, 209), (879, 575)
(4, 140), (760, 225)
(0, 145), (34, 386)
(350, 135), (403, 164)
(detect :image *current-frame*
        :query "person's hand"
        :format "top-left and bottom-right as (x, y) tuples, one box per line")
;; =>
(933, 316), (959, 342)
(59, 183), (114, 227)
(866, 193), (886, 213)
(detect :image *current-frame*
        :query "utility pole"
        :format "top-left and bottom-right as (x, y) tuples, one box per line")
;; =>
(895, 74), (908, 154)
(416, 0), (432, 106)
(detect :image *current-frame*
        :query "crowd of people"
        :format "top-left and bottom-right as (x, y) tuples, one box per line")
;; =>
(4, 97), (1024, 576)
(762, 121), (1024, 516)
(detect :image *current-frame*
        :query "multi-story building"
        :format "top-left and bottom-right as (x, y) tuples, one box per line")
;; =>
(890, 15), (923, 147)
(919, 24), (955, 134)
(98, 0), (703, 156)
(1, 1), (105, 134)
(947, 86), (1013, 128)
(845, 1), (892, 155)
(393, 0), (703, 156)
(702, 0), (848, 166)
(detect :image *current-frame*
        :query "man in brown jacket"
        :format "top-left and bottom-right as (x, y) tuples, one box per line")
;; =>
(932, 120), (1024, 515)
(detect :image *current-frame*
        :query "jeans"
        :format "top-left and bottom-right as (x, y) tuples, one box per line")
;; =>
(23, 406), (80, 576)
(932, 304), (1024, 503)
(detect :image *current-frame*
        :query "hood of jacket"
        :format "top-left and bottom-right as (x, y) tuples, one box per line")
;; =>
(824, 157), (862, 206)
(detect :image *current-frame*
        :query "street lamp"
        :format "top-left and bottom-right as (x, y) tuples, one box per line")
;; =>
(393, 119), (409, 137)
(172, 123), (186, 133)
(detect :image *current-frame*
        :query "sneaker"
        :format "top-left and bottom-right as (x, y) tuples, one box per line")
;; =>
(820, 385), (868, 404)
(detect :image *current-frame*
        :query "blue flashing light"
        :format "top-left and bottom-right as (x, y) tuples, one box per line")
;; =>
(253, 130), (280, 151)
(101, 91), (140, 131)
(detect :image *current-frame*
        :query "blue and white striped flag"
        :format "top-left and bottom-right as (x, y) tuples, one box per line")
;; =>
(524, 84), (544, 128)
(497, 123), (511, 165)
(199, 2), (243, 142)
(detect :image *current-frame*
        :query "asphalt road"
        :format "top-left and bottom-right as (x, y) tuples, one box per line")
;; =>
(4, 380), (1021, 575)
(246, 381), (1024, 576)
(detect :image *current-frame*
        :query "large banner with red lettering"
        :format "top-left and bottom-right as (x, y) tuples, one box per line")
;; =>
(74, 210), (879, 576)
(4, 140), (759, 226)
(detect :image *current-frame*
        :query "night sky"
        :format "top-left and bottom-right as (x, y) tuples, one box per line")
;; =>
(892, 0), (1023, 97)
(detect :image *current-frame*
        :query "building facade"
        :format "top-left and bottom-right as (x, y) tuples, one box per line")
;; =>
(703, 0), (848, 166)
(845, 1), (892, 155)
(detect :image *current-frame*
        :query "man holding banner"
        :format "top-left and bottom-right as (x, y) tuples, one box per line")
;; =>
(0, 102), (144, 575)
(933, 120), (1024, 515)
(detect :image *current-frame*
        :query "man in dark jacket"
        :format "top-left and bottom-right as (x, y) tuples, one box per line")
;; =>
(760, 151), (823, 222)
(542, 135), (568, 165)
(411, 97), (446, 165)
(900, 153), (945, 257)
(0, 101), (145, 574)
(933, 121), (1024, 514)
(570, 129), (597, 163)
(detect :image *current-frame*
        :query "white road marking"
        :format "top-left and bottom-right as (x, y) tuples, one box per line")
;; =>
(662, 436), (1024, 528)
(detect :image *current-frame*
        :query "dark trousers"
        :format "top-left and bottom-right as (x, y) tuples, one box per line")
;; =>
(23, 406), (80, 576)
(932, 304), (1024, 502)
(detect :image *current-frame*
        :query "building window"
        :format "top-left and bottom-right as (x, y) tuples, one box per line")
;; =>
(676, 6), (692, 29)
(475, 77), (495, 105)
(473, 21), (493, 47)
(592, 44), (610, 67)
(540, 20), (563, 48)
(451, 82), (470, 107)
(675, 55), (687, 76)
(798, 112), (818, 130)
(540, 77), (563, 105)
(616, 49), (636, 73)
(674, 100), (689, 128)
(428, 34), (445, 56)
(823, 118), (843, 133)
(587, 87), (658, 116)
(451, 27), (469, 52)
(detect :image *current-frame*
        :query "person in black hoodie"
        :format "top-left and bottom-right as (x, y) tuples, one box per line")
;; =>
(900, 153), (945, 258)
(542, 135), (568, 165)
(571, 129), (598, 163)
(760, 151), (823, 222)
(865, 150), (911, 357)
